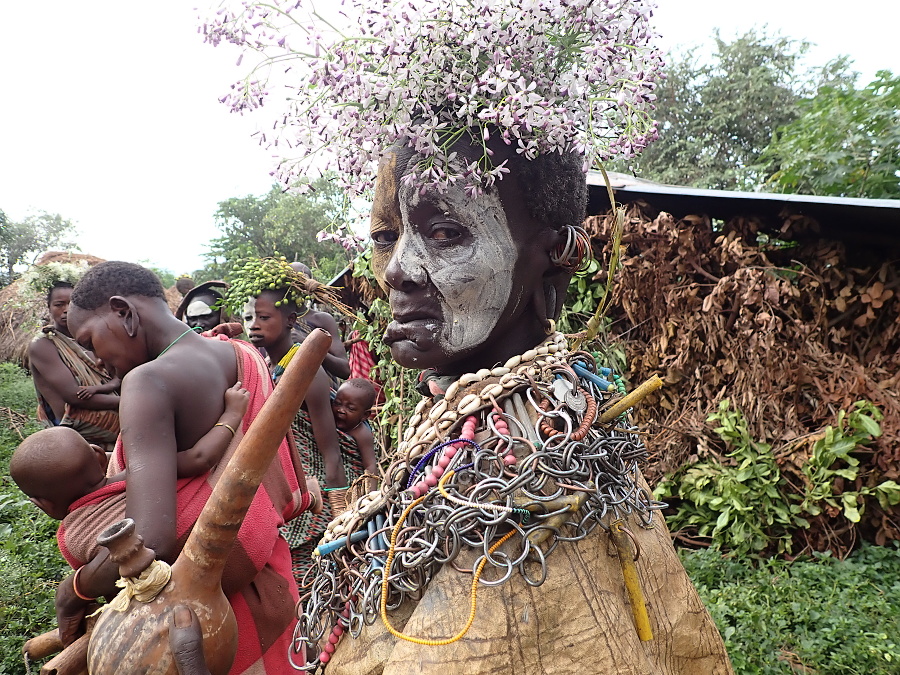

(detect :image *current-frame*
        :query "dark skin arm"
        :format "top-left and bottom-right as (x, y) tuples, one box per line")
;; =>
(349, 424), (378, 475)
(28, 339), (120, 417)
(305, 367), (347, 488)
(55, 549), (120, 646)
(57, 370), (179, 645)
(304, 312), (350, 380)
(76, 376), (122, 400)
(121, 368), (181, 562)
(175, 382), (249, 477)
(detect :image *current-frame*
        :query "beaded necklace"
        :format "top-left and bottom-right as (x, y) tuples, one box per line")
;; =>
(292, 333), (666, 668)
(271, 343), (300, 383)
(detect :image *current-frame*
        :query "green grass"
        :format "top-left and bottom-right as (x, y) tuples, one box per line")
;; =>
(683, 544), (900, 674)
(0, 363), (67, 674)
(0, 362), (899, 673)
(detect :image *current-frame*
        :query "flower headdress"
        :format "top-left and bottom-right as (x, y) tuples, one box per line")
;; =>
(202, 0), (663, 197)
(21, 260), (91, 300)
(223, 256), (354, 316)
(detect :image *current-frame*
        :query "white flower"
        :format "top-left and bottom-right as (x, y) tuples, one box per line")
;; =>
(200, 0), (664, 244)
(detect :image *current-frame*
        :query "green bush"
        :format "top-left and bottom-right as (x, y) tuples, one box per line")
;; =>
(0, 362), (39, 414)
(683, 543), (900, 674)
(655, 399), (898, 556)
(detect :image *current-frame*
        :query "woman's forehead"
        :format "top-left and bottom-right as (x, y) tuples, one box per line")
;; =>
(68, 306), (107, 342)
(50, 286), (73, 301)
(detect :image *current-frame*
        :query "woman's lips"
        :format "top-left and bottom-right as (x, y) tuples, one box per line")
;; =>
(384, 316), (441, 348)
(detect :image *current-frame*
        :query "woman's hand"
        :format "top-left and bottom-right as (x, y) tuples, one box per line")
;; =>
(54, 574), (92, 647)
(169, 605), (211, 675)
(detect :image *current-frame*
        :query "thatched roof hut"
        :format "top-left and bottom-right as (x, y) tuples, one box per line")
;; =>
(0, 252), (185, 366)
(0, 252), (105, 366)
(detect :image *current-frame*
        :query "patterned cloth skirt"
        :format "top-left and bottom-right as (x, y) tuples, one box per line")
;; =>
(282, 408), (364, 585)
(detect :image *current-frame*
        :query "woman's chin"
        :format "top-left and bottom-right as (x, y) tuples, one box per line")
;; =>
(388, 339), (441, 369)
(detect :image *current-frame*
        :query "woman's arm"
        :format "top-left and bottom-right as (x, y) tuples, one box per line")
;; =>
(120, 369), (180, 562)
(306, 313), (351, 380)
(304, 367), (347, 488)
(55, 550), (120, 646)
(29, 339), (120, 410)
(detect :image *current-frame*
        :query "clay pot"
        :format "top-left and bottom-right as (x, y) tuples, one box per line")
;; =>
(86, 330), (332, 674)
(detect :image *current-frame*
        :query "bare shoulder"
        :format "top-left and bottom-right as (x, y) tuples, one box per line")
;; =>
(120, 360), (170, 395)
(27, 334), (58, 366)
(28, 334), (53, 356)
(351, 424), (375, 444)
(306, 311), (340, 332)
(134, 337), (236, 389)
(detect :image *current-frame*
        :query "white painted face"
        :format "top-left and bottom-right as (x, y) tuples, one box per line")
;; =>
(390, 162), (518, 357)
(242, 298), (257, 337)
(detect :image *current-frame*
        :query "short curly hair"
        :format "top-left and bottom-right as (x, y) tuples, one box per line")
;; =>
(71, 261), (166, 310)
(339, 378), (378, 410)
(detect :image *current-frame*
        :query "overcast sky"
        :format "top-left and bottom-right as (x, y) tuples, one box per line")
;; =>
(1, 0), (897, 275)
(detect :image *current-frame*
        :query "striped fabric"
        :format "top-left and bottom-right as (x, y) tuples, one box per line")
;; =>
(282, 410), (364, 583)
(34, 327), (120, 445)
(347, 331), (384, 403)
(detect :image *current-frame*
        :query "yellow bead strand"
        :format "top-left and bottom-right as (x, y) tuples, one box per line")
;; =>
(379, 489), (516, 646)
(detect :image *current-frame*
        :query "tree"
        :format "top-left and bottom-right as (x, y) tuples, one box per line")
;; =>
(0, 211), (78, 286)
(201, 176), (351, 282)
(761, 71), (900, 199)
(614, 30), (856, 191)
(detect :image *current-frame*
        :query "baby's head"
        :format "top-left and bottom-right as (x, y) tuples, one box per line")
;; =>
(332, 379), (377, 432)
(10, 427), (108, 520)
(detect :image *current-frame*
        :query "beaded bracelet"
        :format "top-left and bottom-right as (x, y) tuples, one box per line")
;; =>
(72, 567), (97, 602)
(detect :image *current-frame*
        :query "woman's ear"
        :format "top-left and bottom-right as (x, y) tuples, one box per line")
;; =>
(109, 296), (139, 337)
(533, 272), (570, 331)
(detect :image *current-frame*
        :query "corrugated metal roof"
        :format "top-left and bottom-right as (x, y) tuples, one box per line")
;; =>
(587, 171), (900, 245)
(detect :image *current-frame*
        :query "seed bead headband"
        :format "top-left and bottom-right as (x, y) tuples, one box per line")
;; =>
(223, 257), (354, 318)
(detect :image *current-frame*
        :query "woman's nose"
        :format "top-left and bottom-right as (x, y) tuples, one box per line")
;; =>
(383, 237), (428, 290)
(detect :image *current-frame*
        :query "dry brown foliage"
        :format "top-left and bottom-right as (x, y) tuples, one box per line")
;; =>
(586, 201), (900, 550)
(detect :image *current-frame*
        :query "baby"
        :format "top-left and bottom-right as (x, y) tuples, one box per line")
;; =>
(331, 378), (378, 476)
(11, 382), (249, 520)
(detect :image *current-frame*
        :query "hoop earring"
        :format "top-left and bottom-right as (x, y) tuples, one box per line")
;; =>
(550, 225), (593, 273)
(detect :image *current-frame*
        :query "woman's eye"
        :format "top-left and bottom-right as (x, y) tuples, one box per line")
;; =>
(371, 229), (398, 245)
(430, 222), (463, 241)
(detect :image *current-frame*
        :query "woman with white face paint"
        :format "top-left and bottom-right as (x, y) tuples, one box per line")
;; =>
(370, 144), (574, 376)
(296, 139), (732, 674)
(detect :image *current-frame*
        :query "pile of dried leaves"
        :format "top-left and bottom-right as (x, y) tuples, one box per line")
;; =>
(585, 201), (900, 553)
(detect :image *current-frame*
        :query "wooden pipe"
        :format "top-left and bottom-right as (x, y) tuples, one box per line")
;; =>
(41, 634), (89, 675)
(86, 330), (332, 675)
(23, 630), (63, 662)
